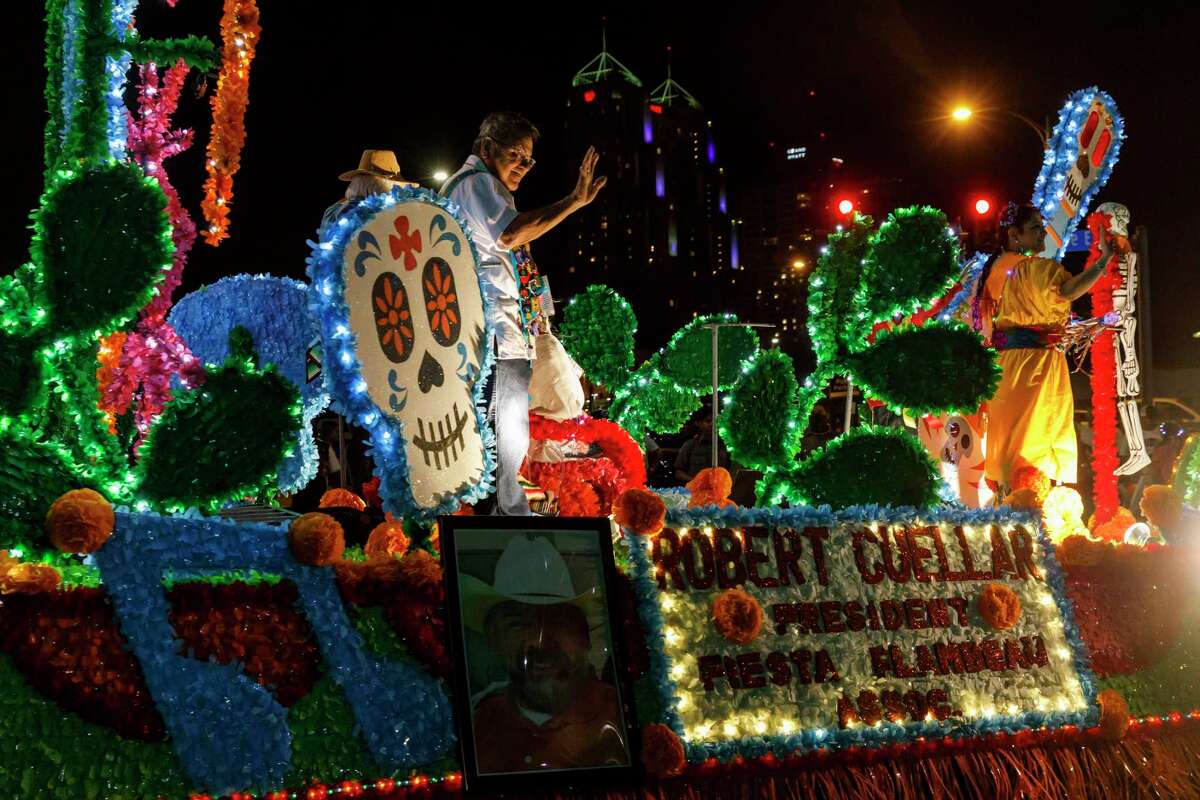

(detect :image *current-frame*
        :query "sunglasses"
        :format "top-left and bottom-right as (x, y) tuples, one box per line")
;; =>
(488, 137), (535, 169)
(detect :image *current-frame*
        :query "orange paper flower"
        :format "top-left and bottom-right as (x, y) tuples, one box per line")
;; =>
(640, 723), (686, 778)
(319, 488), (367, 511)
(1140, 484), (1183, 533)
(977, 583), (1021, 630)
(612, 487), (666, 536)
(396, 548), (442, 592)
(712, 588), (763, 644)
(45, 489), (115, 554)
(1003, 488), (1042, 513)
(0, 552), (61, 595)
(687, 467), (733, 500)
(364, 520), (410, 561)
(1089, 506), (1136, 542)
(1011, 466), (1050, 501)
(1056, 534), (1108, 568)
(288, 513), (345, 565)
(1097, 688), (1130, 741)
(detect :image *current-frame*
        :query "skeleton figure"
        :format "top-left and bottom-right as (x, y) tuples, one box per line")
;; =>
(1097, 202), (1150, 475)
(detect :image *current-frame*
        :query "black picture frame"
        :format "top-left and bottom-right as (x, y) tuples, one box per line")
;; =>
(439, 515), (640, 794)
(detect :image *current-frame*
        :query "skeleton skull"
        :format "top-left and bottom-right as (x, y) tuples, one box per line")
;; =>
(1096, 202), (1130, 237)
(342, 198), (489, 509)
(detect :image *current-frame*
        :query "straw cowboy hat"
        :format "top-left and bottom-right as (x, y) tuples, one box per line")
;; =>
(338, 149), (416, 184)
(460, 535), (605, 634)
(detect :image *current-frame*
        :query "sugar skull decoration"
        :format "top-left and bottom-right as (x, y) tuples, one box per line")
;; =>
(1032, 87), (1124, 259)
(308, 187), (495, 518)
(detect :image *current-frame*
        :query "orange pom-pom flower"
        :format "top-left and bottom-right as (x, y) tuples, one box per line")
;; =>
(45, 489), (114, 554)
(640, 723), (686, 778)
(977, 583), (1021, 630)
(687, 467), (732, 500)
(1090, 506), (1136, 542)
(397, 548), (443, 591)
(364, 520), (410, 561)
(1055, 534), (1107, 568)
(1140, 485), (1183, 533)
(612, 487), (666, 536)
(288, 513), (345, 565)
(1098, 688), (1130, 741)
(1003, 488), (1042, 513)
(319, 488), (367, 511)
(712, 588), (763, 644)
(0, 551), (61, 595)
(1011, 466), (1050, 501)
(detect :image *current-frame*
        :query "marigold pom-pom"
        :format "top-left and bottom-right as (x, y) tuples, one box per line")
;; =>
(288, 513), (345, 565)
(1011, 466), (1050, 501)
(0, 552), (61, 594)
(1056, 534), (1107, 568)
(688, 490), (737, 509)
(687, 467), (733, 500)
(612, 487), (666, 536)
(45, 489), (115, 554)
(397, 548), (442, 591)
(641, 723), (686, 778)
(1090, 506), (1136, 542)
(319, 488), (367, 511)
(364, 520), (410, 561)
(977, 582), (1021, 629)
(1140, 484), (1183, 533)
(712, 588), (763, 644)
(1003, 488), (1042, 513)
(1098, 688), (1130, 741)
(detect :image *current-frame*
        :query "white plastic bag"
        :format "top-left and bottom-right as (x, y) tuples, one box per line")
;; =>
(528, 333), (585, 421)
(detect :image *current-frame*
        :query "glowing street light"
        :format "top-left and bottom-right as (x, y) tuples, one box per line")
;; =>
(432, 170), (449, 183)
(952, 106), (973, 122)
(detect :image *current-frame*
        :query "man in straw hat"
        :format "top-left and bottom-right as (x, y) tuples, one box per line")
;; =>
(441, 112), (607, 516)
(461, 534), (628, 772)
(320, 149), (417, 234)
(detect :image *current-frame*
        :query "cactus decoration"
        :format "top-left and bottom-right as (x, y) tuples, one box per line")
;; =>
(0, 1), (297, 552)
(566, 207), (1000, 509)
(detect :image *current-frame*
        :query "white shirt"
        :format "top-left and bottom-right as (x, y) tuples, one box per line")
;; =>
(440, 156), (533, 361)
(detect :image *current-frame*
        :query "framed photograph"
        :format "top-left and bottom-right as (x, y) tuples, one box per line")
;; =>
(439, 515), (639, 793)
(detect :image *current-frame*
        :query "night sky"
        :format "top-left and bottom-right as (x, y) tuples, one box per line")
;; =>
(4, 2), (1198, 370)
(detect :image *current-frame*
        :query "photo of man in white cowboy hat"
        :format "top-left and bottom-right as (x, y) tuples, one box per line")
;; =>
(319, 149), (418, 235)
(457, 531), (630, 774)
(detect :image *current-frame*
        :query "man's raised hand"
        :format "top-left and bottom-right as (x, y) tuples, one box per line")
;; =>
(572, 146), (608, 207)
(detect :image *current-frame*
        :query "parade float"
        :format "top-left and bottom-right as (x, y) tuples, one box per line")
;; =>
(2, 2), (1200, 799)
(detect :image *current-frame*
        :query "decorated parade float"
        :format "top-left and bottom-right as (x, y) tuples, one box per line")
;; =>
(3, 2), (1200, 798)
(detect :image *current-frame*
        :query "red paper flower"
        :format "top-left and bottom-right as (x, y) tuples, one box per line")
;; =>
(613, 487), (666, 536)
(289, 513), (345, 565)
(712, 588), (763, 644)
(641, 723), (686, 778)
(977, 583), (1021, 630)
(1011, 466), (1050, 501)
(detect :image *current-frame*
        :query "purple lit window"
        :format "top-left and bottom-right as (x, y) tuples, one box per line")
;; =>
(730, 225), (740, 269)
(655, 161), (665, 198)
(668, 218), (678, 256)
(643, 108), (653, 144)
(707, 138), (716, 163)
(719, 187), (727, 214)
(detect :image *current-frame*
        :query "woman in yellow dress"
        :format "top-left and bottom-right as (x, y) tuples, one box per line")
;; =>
(976, 202), (1115, 491)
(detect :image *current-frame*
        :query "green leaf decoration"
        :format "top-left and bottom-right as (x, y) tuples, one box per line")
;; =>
(558, 284), (637, 389)
(718, 349), (814, 472)
(773, 426), (940, 509)
(31, 162), (172, 338)
(0, 429), (83, 551)
(1174, 434), (1200, 506)
(0, 330), (46, 417)
(135, 359), (301, 511)
(0, 263), (49, 333)
(856, 206), (961, 331)
(847, 321), (1001, 417)
(118, 35), (218, 71)
(660, 314), (759, 391)
(610, 359), (701, 442)
(807, 214), (874, 364)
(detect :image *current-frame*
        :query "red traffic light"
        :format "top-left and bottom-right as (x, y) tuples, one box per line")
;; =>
(974, 198), (992, 216)
(837, 198), (855, 216)
(583, 89), (596, 103)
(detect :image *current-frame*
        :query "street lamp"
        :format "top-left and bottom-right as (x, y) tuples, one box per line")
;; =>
(432, 170), (449, 183)
(949, 105), (1048, 149)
